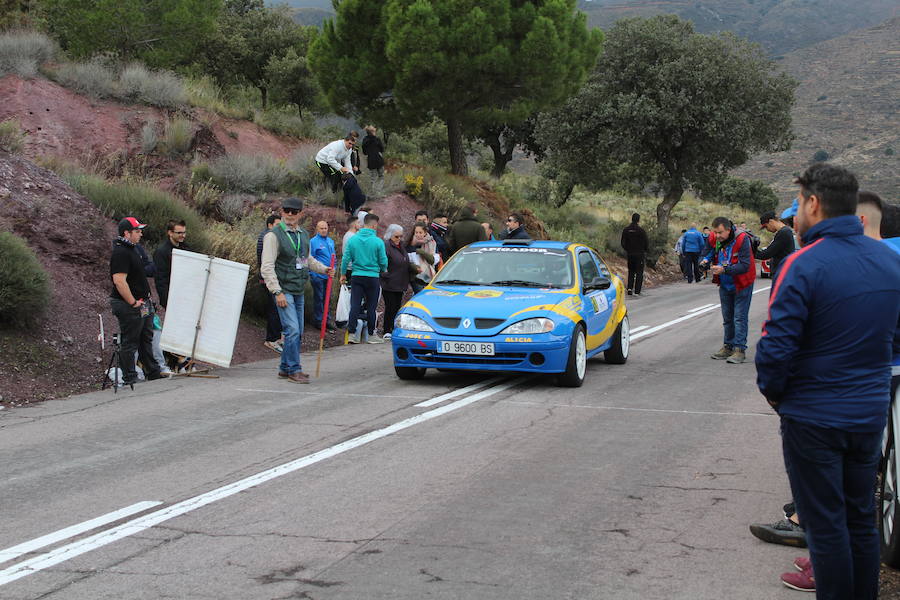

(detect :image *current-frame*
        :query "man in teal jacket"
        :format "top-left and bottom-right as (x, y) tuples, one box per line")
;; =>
(340, 213), (388, 343)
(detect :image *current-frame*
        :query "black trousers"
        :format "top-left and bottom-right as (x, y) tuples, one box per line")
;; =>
(382, 290), (404, 334)
(261, 283), (282, 342)
(683, 252), (700, 283)
(316, 161), (342, 193)
(110, 298), (161, 383)
(627, 254), (645, 294)
(348, 275), (380, 335)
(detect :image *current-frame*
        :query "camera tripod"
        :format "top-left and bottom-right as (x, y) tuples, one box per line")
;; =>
(101, 333), (133, 393)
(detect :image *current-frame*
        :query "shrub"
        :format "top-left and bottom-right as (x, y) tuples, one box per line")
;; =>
(886, 148), (895, 156)
(187, 175), (223, 218)
(52, 59), (117, 98)
(0, 31), (57, 78)
(254, 107), (317, 139)
(184, 76), (251, 119)
(217, 194), (249, 224)
(0, 119), (26, 153)
(812, 149), (830, 162)
(140, 120), (158, 154)
(118, 63), (186, 108)
(208, 154), (290, 193)
(0, 231), (51, 328)
(66, 174), (208, 251)
(159, 117), (193, 158)
(425, 184), (467, 220)
(287, 142), (323, 191)
(717, 176), (778, 214)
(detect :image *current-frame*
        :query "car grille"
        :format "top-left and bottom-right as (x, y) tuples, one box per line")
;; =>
(434, 317), (461, 328)
(410, 348), (527, 366)
(475, 318), (505, 329)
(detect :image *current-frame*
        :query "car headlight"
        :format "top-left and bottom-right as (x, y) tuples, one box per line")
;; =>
(396, 313), (434, 332)
(500, 318), (555, 335)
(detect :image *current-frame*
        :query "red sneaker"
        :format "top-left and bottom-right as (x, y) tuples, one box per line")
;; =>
(781, 567), (815, 592)
(793, 556), (811, 572)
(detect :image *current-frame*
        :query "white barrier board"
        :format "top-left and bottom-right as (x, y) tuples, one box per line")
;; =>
(160, 249), (249, 368)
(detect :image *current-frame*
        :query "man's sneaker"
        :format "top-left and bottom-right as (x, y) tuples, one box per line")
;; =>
(749, 519), (807, 547)
(383, 332), (392, 340)
(781, 566), (815, 592)
(348, 331), (361, 344)
(287, 372), (309, 384)
(726, 349), (746, 364)
(367, 335), (386, 344)
(793, 557), (811, 572)
(264, 340), (282, 353)
(711, 345), (733, 360)
(159, 366), (174, 376)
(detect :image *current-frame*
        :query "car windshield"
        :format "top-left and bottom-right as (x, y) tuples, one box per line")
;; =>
(433, 246), (574, 288)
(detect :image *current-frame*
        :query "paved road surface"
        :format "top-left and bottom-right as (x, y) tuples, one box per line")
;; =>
(0, 279), (806, 599)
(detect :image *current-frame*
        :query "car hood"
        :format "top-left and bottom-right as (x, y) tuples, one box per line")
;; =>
(402, 284), (575, 333)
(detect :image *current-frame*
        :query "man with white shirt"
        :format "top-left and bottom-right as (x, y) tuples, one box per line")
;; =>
(315, 133), (357, 193)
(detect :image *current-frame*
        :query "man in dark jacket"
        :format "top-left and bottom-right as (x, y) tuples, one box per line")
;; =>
(502, 213), (530, 240)
(681, 224), (706, 283)
(256, 215), (283, 353)
(700, 217), (755, 363)
(448, 205), (489, 252)
(429, 214), (451, 261)
(756, 163), (900, 597)
(153, 220), (188, 309)
(620, 213), (649, 295)
(756, 210), (796, 288)
(361, 125), (385, 196)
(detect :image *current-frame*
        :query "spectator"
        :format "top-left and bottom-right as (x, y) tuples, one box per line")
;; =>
(700, 226), (712, 280)
(681, 224), (706, 283)
(415, 210), (429, 225)
(700, 217), (755, 363)
(361, 125), (385, 196)
(756, 164), (900, 595)
(257, 214), (283, 353)
(349, 130), (361, 178)
(381, 224), (418, 340)
(314, 132), (357, 193)
(448, 204), (489, 253)
(429, 214), (451, 260)
(756, 211), (796, 286)
(260, 198), (334, 384)
(341, 172), (368, 216)
(109, 217), (163, 385)
(482, 222), (496, 240)
(340, 213), (388, 344)
(856, 190), (884, 240)
(342, 214), (360, 256)
(407, 222), (438, 293)
(620, 213), (649, 295)
(503, 213), (530, 240)
(674, 229), (686, 279)
(150, 219), (189, 373)
(310, 220), (336, 332)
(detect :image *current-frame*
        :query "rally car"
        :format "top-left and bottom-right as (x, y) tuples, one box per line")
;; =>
(391, 239), (629, 387)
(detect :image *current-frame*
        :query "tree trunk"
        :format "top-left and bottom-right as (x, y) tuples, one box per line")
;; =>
(447, 117), (468, 176)
(554, 177), (575, 208)
(259, 86), (268, 109)
(485, 130), (514, 178)
(653, 182), (684, 263)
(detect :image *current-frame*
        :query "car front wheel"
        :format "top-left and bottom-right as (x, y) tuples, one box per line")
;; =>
(604, 315), (629, 364)
(557, 325), (586, 388)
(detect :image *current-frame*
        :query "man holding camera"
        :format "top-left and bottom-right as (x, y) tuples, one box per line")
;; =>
(700, 216), (755, 364)
(109, 217), (163, 385)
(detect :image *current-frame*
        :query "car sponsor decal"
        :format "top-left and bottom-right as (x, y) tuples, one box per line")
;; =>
(425, 290), (459, 296)
(465, 290), (503, 299)
(402, 300), (432, 314)
(589, 293), (609, 314)
(504, 294), (544, 301)
(403, 333), (432, 339)
(461, 247), (569, 256)
(504, 337), (533, 342)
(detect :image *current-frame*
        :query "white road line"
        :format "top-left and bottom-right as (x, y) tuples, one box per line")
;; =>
(415, 376), (505, 407)
(687, 303), (716, 313)
(629, 325), (649, 334)
(503, 400), (774, 418)
(235, 389), (421, 400)
(0, 377), (529, 587)
(0, 501), (161, 564)
(630, 286), (770, 342)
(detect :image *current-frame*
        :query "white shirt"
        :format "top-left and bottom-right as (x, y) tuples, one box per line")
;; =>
(315, 140), (352, 172)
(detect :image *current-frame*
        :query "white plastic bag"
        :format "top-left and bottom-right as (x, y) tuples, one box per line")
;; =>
(335, 284), (351, 324)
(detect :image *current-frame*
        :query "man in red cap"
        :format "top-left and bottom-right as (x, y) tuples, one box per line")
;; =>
(109, 217), (162, 386)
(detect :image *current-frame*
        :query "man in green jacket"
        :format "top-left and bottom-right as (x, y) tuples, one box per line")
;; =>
(448, 204), (489, 254)
(340, 213), (388, 344)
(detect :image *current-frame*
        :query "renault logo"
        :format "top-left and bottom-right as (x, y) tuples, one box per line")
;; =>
(462, 318), (471, 329)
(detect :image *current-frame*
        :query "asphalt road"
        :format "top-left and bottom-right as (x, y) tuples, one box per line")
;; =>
(0, 278), (809, 599)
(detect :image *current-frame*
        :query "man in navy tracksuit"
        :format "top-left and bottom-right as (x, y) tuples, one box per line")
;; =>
(680, 224), (706, 283)
(756, 163), (900, 598)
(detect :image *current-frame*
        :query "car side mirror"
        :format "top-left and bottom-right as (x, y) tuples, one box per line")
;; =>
(584, 275), (611, 292)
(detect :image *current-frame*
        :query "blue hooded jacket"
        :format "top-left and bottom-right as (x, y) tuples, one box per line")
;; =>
(681, 228), (706, 253)
(756, 215), (900, 432)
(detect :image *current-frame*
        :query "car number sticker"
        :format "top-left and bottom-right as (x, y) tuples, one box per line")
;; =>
(465, 290), (503, 299)
(425, 290), (459, 296)
(590, 293), (609, 314)
(438, 341), (495, 356)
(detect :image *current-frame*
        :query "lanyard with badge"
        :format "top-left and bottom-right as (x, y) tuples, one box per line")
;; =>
(281, 222), (308, 271)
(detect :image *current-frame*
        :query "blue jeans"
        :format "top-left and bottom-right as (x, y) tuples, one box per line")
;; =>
(781, 417), (881, 600)
(275, 292), (304, 374)
(718, 284), (752, 350)
(311, 276), (327, 325)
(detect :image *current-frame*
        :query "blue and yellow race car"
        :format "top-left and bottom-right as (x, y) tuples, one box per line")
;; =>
(391, 239), (629, 387)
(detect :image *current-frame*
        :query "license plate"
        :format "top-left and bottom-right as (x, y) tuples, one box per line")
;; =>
(439, 341), (495, 356)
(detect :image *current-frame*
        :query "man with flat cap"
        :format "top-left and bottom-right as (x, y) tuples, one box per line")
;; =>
(109, 216), (163, 386)
(260, 198), (334, 383)
(756, 209), (796, 289)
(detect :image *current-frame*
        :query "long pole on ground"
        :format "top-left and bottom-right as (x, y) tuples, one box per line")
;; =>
(315, 254), (336, 378)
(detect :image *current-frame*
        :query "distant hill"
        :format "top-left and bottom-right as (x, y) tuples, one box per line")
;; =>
(269, 0), (332, 9)
(578, 0), (896, 55)
(733, 18), (899, 199)
(291, 7), (333, 26)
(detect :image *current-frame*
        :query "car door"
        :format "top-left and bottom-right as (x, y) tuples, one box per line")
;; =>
(577, 250), (613, 349)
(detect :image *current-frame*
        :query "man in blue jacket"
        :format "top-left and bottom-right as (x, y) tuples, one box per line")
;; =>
(309, 220), (336, 332)
(756, 163), (900, 597)
(681, 224), (706, 283)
